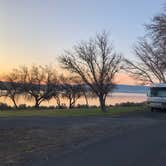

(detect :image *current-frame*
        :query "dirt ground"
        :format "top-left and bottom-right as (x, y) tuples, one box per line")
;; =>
(1, 126), (113, 165)
(0, 111), (160, 166)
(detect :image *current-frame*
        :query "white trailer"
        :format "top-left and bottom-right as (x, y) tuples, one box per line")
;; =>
(147, 84), (166, 111)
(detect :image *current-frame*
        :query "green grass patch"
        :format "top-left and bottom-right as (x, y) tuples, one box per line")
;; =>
(0, 106), (146, 117)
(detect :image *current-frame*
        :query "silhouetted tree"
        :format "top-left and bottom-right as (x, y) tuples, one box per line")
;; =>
(60, 32), (122, 112)
(146, 5), (166, 45)
(60, 75), (83, 108)
(125, 6), (166, 84)
(2, 69), (21, 108)
(0, 82), (5, 99)
(68, 76), (89, 107)
(23, 65), (58, 108)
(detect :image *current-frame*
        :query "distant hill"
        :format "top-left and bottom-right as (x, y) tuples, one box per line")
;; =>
(113, 84), (148, 93)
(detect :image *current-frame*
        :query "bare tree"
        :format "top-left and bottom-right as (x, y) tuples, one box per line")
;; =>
(146, 5), (166, 44)
(125, 39), (166, 84)
(52, 83), (62, 108)
(60, 32), (122, 112)
(125, 6), (166, 84)
(1, 65), (60, 109)
(70, 76), (89, 107)
(0, 82), (6, 98)
(2, 69), (21, 108)
(60, 75), (83, 108)
(54, 92), (62, 108)
(46, 68), (62, 108)
(23, 65), (58, 108)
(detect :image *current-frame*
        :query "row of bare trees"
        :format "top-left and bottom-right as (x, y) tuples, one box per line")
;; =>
(0, 66), (90, 109)
(59, 5), (166, 111)
(0, 32), (122, 112)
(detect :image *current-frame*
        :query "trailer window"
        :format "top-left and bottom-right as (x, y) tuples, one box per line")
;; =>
(150, 87), (166, 97)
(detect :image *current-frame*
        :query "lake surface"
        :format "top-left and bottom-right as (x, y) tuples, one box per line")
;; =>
(0, 92), (147, 107)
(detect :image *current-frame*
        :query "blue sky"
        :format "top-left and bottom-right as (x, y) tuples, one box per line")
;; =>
(0, 0), (165, 72)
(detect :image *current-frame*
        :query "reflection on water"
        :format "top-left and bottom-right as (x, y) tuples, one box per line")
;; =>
(0, 93), (147, 107)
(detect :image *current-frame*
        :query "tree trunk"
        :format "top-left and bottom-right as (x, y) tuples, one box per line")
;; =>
(55, 96), (61, 108)
(69, 98), (76, 109)
(83, 91), (89, 107)
(34, 98), (40, 108)
(99, 95), (107, 112)
(69, 97), (72, 109)
(11, 96), (18, 108)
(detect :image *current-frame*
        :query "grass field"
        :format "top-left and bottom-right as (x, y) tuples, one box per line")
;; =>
(0, 106), (146, 117)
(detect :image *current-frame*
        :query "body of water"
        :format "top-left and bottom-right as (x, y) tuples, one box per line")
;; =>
(0, 92), (147, 107)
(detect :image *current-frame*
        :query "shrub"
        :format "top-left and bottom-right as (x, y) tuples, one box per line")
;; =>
(55, 104), (67, 109)
(0, 102), (11, 110)
(115, 102), (145, 107)
(76, 104), (89, 109)
(18, 104), (27, 109)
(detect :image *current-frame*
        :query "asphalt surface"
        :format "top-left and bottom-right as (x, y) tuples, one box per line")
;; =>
(53, 121), (166, 166)
(1, 110), (166, 129)
(2, 111), (166, 166)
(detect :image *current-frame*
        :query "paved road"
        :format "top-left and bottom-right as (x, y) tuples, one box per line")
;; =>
(2, 111), (166, 166)
(41, 120), (166, 166)
(0, 116), (130, 128)
(22, 111), (166, 166)
(1, 111), (166, 129)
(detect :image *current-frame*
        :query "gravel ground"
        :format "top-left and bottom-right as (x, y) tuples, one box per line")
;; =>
(0, 111), (162, 166)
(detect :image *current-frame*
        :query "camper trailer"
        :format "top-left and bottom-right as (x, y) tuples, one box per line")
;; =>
(147, 84), (166, 111)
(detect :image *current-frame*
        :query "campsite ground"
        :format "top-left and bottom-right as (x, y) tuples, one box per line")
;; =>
(1, 106), (166, 166)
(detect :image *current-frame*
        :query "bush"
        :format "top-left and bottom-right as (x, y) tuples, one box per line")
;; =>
(115, 102), (145, 107)
(0, 102), (11, 110)
(55, 104), (67, 109)
(18, 104), (27, 109)
(76, 104), (89, 109)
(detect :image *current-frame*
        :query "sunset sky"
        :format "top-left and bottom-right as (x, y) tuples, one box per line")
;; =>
(0, 0), (165, 84)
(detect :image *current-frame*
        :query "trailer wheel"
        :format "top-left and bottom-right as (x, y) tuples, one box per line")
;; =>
(150, 107), (154, 112)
